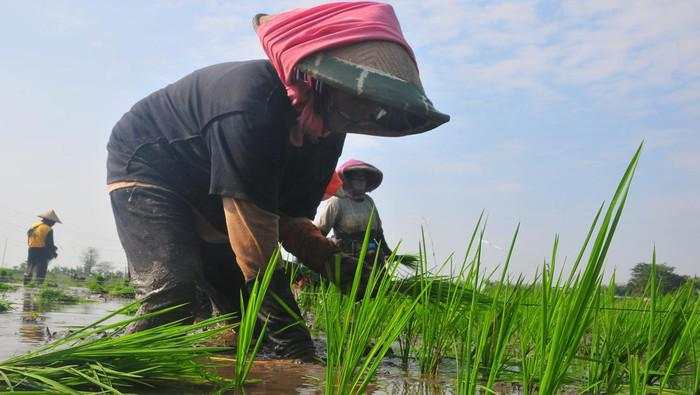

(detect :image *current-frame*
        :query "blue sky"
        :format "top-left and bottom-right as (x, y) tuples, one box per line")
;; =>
(0, 0), (698, 281)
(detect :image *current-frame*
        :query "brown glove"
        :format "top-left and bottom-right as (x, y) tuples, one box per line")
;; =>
(279, 216), (366, 292)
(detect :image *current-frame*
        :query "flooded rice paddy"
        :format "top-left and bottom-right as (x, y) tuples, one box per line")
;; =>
(0, 284), (485, 394)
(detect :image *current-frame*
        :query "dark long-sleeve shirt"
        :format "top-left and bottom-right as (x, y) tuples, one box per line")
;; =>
(107, 60), (345, 233)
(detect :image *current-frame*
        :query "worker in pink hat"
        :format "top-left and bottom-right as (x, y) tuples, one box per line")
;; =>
(106, 2), (449, 360)
(315, 159), (392, 261)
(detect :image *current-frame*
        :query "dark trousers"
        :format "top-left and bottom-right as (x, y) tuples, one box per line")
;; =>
(110, 186), (314, 358)
(24, 249), (49, 285)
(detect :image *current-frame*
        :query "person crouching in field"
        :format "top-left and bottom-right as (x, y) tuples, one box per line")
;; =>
(106, 2), (449, 361)
(315, 159), (392, 262)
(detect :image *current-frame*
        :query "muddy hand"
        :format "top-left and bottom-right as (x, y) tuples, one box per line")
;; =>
(279, 216), (372, 295)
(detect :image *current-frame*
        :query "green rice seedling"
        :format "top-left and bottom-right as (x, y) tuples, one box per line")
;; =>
(623, 250), (700, 393)
(0, 283), (15, 311)
(586, 272), (628, 393)
(517, 319), (535, 395)
(0, 268), (12, 282)
(582, 267), (699, 394)
(396, 249), (420, 371)
(695, 342), (700, 395)
(417, 215), (485, 376)
(86, 274), (107, 294)
(120, 300), (140, 316)
(627, 354), (644, 395)
(510, 236), (563, 392)
(483, 277), (526, 385)
(322, 264), (418, 394)
(537, 142), (642, 394)
(295, 284), (323, 324)
(35, 286), (84, 307)
(396, 275), (494, 307)
(106, 279), (136, 298)
(414, 253), (471, 376)
(398, 307), (416, 370)
(0, 301), (236, 393)
(0, 282), (18, 293)
(455, 227), (488, 395)
(453, 223), (524, 394)
(457, 287), (527, 395)
(322, 212), (424, 394)
(282, 255), (304, 289)
(394, 253), (421, 270)
(659, 291), (700, 392)
(483, 225), (523, 389)
(231, 248), (280, 389)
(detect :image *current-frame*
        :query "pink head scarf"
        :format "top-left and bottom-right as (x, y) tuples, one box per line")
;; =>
(256, 2), (416, 146)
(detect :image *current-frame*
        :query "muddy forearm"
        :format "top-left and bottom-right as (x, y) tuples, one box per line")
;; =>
(278, 216), (340, 274)
(222, 197), (279, 282)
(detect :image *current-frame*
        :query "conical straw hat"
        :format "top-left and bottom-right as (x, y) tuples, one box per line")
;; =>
(252, 11), (449, 135)
(338, 159), (383, 192)
(37, 209), (62, 224)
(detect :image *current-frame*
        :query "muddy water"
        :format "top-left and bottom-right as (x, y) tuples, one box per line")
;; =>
(207, 357), (460, 394)
(0, 285), (127, 359)
(0, 285), (518, 394)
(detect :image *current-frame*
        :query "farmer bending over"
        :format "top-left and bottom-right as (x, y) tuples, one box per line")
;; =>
(106, 2), (448, 360)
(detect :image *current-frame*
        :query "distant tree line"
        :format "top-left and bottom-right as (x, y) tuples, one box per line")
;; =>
(618, 262), (699, 295)
(41, 246), (126, 280)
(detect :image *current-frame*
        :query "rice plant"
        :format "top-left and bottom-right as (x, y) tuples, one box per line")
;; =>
(34, 286), (84, 308)
(0, 282), (17, 293)
(614, 249), (700, 394)
(321, 212), (424, 394)
(483, 226), (525, 391)
(418, 216), (485, 376)
(0, 301), (236, 393)
(535, 143), (642, 394)
(0, 282), (14, 311)
(231, 247), (280, 389)
(8, 140), (689, 394)
(289, 142), (699, 393)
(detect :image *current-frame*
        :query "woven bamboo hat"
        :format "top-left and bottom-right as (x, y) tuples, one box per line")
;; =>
(253, 12), (450, 135)
(338, 159), (383, 192)
(37, 209), (62, 224)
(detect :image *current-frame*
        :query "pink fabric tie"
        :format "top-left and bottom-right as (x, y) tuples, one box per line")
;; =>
(256, 1), (415, 146)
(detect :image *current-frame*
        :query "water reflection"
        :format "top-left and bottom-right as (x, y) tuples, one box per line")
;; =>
(0, 286), (125, 359)
(19, 289), (48, 344)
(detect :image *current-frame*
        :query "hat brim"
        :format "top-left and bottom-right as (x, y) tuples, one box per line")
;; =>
(38, 215), (61, 224)
(341, 164), (383, 192)
(297, 53), (450, 135)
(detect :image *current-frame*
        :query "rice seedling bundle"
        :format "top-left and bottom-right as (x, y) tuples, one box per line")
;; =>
(0, 302), (237, 393)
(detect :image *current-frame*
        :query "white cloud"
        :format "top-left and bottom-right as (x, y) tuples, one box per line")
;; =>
(163, 0), (699, 121)
(389, 1), (700, 119)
